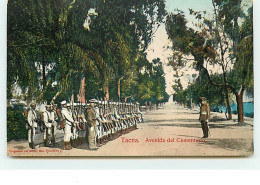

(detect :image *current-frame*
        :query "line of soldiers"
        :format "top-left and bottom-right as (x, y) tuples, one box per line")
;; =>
(24, 99), (143, 150)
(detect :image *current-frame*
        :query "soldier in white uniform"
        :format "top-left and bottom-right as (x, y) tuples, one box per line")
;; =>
(60, 101), (75, 150)
(95, 104), (104, 146)
(27, 102), (38, 149)
(50, 104), (58, 146)
(67, 103), (79, 147)
(43, 105), (53, 147)
(135, 102), (143, 123)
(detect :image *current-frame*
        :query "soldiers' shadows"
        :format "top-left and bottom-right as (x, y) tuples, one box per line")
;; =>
(178, 112), (199, 114)
(72, 143), (90, 150)
(146, 118), (199, 124)
(150, 123), (201, 128)
(149, 121), (250, 129)
(173, 134), (203, 139)
(13, 145), (26, 150)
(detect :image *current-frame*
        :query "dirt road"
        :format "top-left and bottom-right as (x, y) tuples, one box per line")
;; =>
(7, 101), (254, 157)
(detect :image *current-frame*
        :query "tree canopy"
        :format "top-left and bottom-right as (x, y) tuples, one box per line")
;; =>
(7, 0), (169, 105)
(165, 0), (253, 123)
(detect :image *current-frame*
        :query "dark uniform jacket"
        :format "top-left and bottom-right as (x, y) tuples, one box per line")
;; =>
(86, 106), (96, 127)
(199, 103), (210, 121)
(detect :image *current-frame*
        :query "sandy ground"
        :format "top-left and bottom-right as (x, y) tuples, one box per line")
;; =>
(7, 101), (254, 157)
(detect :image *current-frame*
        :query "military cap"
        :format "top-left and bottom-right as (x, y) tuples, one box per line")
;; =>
(200, 97), (207, 100)
(61, 100), (67, 105)
(30, 101), (36, 106)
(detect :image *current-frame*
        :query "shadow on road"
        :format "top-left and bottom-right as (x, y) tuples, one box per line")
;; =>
(198, 138), (254, 153)
(13, 145), (27, 150)
(148, 122), (246, 129)
(145, 118), (199, 123)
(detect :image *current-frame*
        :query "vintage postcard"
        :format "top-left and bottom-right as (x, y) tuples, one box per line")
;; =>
(7, 0), (253, 157)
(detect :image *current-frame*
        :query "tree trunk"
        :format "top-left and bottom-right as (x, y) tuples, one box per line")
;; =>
(118, 77), (123, 101)
(200, 65), (246, 124)
(224, 87), (232, 120)
(212, 2), (232, 120)
(41, 48), (46, 90)
(235, 87), (245, 123)
(118, 78), (121, 101)
(51, 87), (63, 104)
(222, 64), (232, 120)
(104, 80), (109, 101)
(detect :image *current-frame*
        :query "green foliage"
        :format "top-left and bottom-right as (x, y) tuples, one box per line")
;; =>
(135, 57), (169, 104)
(7, 106), (27, 141)
(173, 73), (231, 108)
(165, 0), (253, 95)
(7, 0), (168, 105)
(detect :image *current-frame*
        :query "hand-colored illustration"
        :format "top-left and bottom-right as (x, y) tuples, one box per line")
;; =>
(7, 0), (253, 156)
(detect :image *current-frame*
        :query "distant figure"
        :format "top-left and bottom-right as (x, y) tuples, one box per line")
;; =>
(199, 97), (210, 138)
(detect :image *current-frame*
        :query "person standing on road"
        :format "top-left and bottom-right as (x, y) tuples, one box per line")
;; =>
(61, 101), (75, 150)
(27, 102), (38, 149)
(43, 105), (53, 147)
(199, 97), (210, 138)
(86, 99), (98, 150)
(50, 104), (59, 146)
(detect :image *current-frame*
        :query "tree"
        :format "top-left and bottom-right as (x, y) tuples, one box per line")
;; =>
(165, 0), (253, 123)
(7, 0), (168, 105)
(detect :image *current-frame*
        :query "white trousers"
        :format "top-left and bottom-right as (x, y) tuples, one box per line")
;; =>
(72, 127), (78, 139)
(28, 127), (36, 143)
(43, 127), (51, 140)
(64, 124), (72, 142)
(95, 123), (101, 139)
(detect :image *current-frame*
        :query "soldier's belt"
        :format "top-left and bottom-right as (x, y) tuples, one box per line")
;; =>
(201, 112), (207, 115)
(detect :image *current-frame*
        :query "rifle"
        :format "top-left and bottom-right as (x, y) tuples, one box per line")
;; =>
(100, 101), (108, 132)
(106, 100), (113, 129)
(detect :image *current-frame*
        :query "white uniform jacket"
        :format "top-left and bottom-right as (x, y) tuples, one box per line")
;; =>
(61, 108), (74, 126)
(43, 111), (53, 128)
(114, 108), (121, 119)
(27, 109), (38, 128)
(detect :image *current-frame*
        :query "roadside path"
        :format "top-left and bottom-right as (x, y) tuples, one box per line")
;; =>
(7, 101), (253, 157)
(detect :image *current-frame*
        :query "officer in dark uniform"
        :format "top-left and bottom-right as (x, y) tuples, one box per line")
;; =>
(199, 97), (210, 138)
(86, 99), (98, 150)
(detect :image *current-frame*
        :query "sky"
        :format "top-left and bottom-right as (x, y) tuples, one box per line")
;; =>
(146, 0), (252, 95)
(146, 0), (214, 95)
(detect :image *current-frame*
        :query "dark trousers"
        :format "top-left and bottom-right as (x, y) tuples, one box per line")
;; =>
(201, 121), (209, 138)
